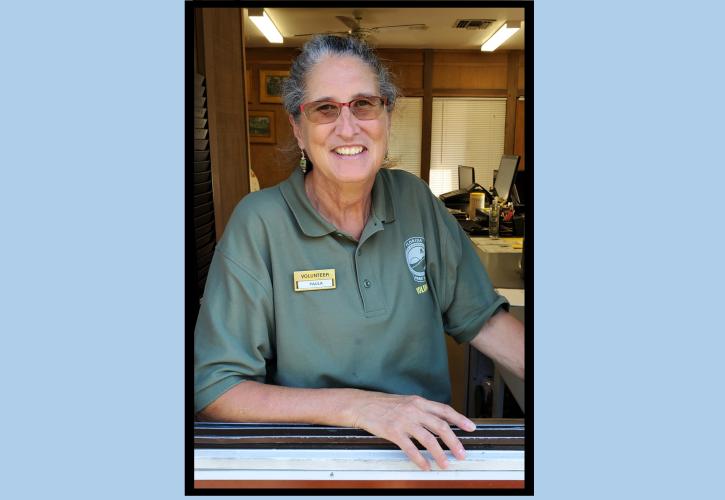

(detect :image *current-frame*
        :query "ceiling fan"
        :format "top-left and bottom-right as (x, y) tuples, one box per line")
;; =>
(293, 10), (428, 42)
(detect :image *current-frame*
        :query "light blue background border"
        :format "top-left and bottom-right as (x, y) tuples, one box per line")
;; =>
(3, 1), (724, 499)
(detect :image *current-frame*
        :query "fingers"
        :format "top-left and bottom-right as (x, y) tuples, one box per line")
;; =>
(394, 421), (462, 471)
(425, 399), (477, 432)
(419, 412), (466, 462)
(351, 392), (479, 471)
(410, 398), (477, 466)
(403, 399), (468, 469)
(392, 435), (432, 472)
(411, 424), (450, 470)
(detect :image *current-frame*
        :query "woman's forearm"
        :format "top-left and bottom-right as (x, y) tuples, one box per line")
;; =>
(470, 310), (525, 380)
(197, 380), (476, 471)
(197, 380), (361, 427)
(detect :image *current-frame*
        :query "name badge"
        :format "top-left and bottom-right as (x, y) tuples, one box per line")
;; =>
(293, 269), (336, 292)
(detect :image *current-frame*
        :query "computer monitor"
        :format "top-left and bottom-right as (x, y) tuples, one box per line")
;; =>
(513, 169), (526, 207)
(458, 165), (475, 190)
(493, 155), (520, 202)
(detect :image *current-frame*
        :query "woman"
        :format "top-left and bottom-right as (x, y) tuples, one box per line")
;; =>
(194, 35), (524, 471)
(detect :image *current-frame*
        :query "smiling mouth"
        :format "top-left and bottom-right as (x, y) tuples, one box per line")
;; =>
(333, 145), (366, 156)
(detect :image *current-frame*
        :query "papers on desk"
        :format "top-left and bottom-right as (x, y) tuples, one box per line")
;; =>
(495, 288), (525, 307)
(471, 237), (523, 254)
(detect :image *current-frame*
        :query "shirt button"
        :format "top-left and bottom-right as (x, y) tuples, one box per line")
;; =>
(363, 279), (372, 288)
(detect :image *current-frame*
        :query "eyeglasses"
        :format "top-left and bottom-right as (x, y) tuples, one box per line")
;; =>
(299, 96), (387, 124)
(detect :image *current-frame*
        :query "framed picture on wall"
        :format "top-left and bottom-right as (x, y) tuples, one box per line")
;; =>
(248, 110), (276, 144)
(259, 69), (288, 103)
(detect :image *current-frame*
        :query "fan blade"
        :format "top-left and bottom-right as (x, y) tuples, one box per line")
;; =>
(293, 30), (349, 37)
(336, 16), (359, 30)
(372, 23), (427, 31)
(363, 33), (378, 45)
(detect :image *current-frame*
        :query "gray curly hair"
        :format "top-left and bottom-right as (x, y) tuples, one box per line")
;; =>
(282, 35), (399, 121)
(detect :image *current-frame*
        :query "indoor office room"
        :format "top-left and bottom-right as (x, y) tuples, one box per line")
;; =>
(189, 3), (531, 491)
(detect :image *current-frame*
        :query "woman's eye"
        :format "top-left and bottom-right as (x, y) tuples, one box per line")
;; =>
(315, 103), (337, 113)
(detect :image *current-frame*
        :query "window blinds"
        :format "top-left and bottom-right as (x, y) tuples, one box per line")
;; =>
(193, 73), (216, 306)
(386, 97), (422, 177)
(429, 97), (506, 196)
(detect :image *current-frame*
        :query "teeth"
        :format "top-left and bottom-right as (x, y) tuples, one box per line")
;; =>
(334, 146), (364, 156)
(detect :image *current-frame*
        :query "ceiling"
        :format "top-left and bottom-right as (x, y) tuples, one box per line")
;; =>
(244, 7), (525, 50)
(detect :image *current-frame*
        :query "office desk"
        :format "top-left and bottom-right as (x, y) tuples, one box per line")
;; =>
(470, 237), (524, 290)
(194, 420), (524, 489)
(469, 237), (525, 417)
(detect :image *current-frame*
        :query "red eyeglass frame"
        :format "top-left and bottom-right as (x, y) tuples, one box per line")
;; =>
(299, 96), (388, 122)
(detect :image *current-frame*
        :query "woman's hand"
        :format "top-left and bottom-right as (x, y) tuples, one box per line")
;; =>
(347, 391), (477, 471)
(199, 382), (476, 471)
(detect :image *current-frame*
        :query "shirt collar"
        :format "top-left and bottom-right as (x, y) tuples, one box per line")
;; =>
(371, 168), (396, 224)
(279, 168), (396, 238)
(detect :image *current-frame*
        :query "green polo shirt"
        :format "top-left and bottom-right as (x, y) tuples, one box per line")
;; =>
(194, 168), (508, 414)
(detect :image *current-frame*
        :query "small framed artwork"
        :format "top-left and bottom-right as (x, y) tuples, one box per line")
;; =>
(248, 110), (276, 144)
(259, 69), (289, 104)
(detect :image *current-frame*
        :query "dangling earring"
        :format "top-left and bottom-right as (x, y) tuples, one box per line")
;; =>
(299, 150), (307, 174)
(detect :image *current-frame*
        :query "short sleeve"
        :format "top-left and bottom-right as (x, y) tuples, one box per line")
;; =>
(431, 200), (509, 344)
(193, 248), (275, 414)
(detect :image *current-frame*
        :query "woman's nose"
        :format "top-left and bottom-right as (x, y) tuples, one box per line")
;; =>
(335, 105), (358, 136)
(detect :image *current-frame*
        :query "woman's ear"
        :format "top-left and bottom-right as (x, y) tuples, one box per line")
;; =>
(289, 115), (305, 150)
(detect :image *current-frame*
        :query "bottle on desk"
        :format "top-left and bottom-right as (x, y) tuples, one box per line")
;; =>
(489, 197), (500, 239)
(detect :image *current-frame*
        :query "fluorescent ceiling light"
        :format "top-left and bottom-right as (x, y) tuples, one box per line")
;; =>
(249, 8), (283, 44)
(480, 21), (521, 52)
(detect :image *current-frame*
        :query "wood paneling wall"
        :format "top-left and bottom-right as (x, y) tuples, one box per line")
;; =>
(420, 49), (433, 183)
(245, 47), (526, 189)
(201, 8), (250, 239)
(514, 99), (525, 171)
(504, 51), (521, 155)
(378, 49), (424, 95)
(518, 52), (525, 91)
(245, 48), (299, 188)
(433, 50), (508, 92)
